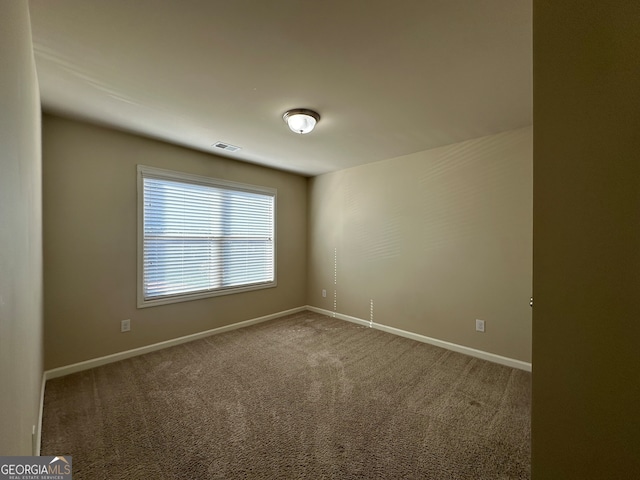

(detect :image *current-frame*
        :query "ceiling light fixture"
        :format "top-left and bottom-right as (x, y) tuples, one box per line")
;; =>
(283, 108), (320, 134)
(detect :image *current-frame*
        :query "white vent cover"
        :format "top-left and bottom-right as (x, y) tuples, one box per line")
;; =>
(212, 141), (241, 153)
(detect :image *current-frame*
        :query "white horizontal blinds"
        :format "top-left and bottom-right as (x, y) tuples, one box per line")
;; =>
(142, 172), (274, 301)
(220, 189), (274, 287)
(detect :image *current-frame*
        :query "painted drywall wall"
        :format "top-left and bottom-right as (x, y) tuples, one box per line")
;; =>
(43, 115), (307, 369)
(0, 1), (44, 455)
(308, 127), (532, 362)
(532, 0), (640, 477)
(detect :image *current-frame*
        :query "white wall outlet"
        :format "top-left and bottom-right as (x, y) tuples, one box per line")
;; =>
(322, 289), (327, 298)
(121, 319), (131, 332)
(475, 319), (485, 332)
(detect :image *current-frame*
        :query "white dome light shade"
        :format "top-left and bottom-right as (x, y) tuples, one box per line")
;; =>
(287, 113), (316, 134)
(283, 109), (320, 134)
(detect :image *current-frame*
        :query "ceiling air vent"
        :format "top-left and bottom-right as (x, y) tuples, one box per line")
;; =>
(212, 141), (241, 153)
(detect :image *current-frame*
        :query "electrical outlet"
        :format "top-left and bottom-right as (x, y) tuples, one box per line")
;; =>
(322, 289), (327, 298)
(475, 319), (485, 333)
(121, 319), (131, 332)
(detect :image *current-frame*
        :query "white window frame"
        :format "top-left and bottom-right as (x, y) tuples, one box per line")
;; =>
(137, 165), (277, 308)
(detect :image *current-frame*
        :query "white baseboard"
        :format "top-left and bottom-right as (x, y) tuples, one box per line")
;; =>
(305, 306), (531, 372)
(43, 304), (530, 383)
(306, 305), (372, 327)
(44, 306), (306, 381)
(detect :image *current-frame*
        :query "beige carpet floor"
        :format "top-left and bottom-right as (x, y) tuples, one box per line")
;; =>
(42, 311), (531, 479)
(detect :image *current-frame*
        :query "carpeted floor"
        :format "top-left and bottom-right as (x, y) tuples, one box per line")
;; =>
(41, 311), (531, 479)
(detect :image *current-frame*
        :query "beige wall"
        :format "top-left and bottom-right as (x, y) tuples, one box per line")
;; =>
(532, 0), (640, 477)
(43, 115), (307, 369)
(308, 127), (532, 362)
(0, 1), (43, 455)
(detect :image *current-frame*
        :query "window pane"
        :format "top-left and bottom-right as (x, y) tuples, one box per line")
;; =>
(139, 167), (275, 306)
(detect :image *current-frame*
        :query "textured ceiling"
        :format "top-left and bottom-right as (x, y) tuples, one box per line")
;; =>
(28, 0), (531, 176)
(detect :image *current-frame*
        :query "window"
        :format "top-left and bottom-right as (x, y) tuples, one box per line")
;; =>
(137, 165), (276, 307)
